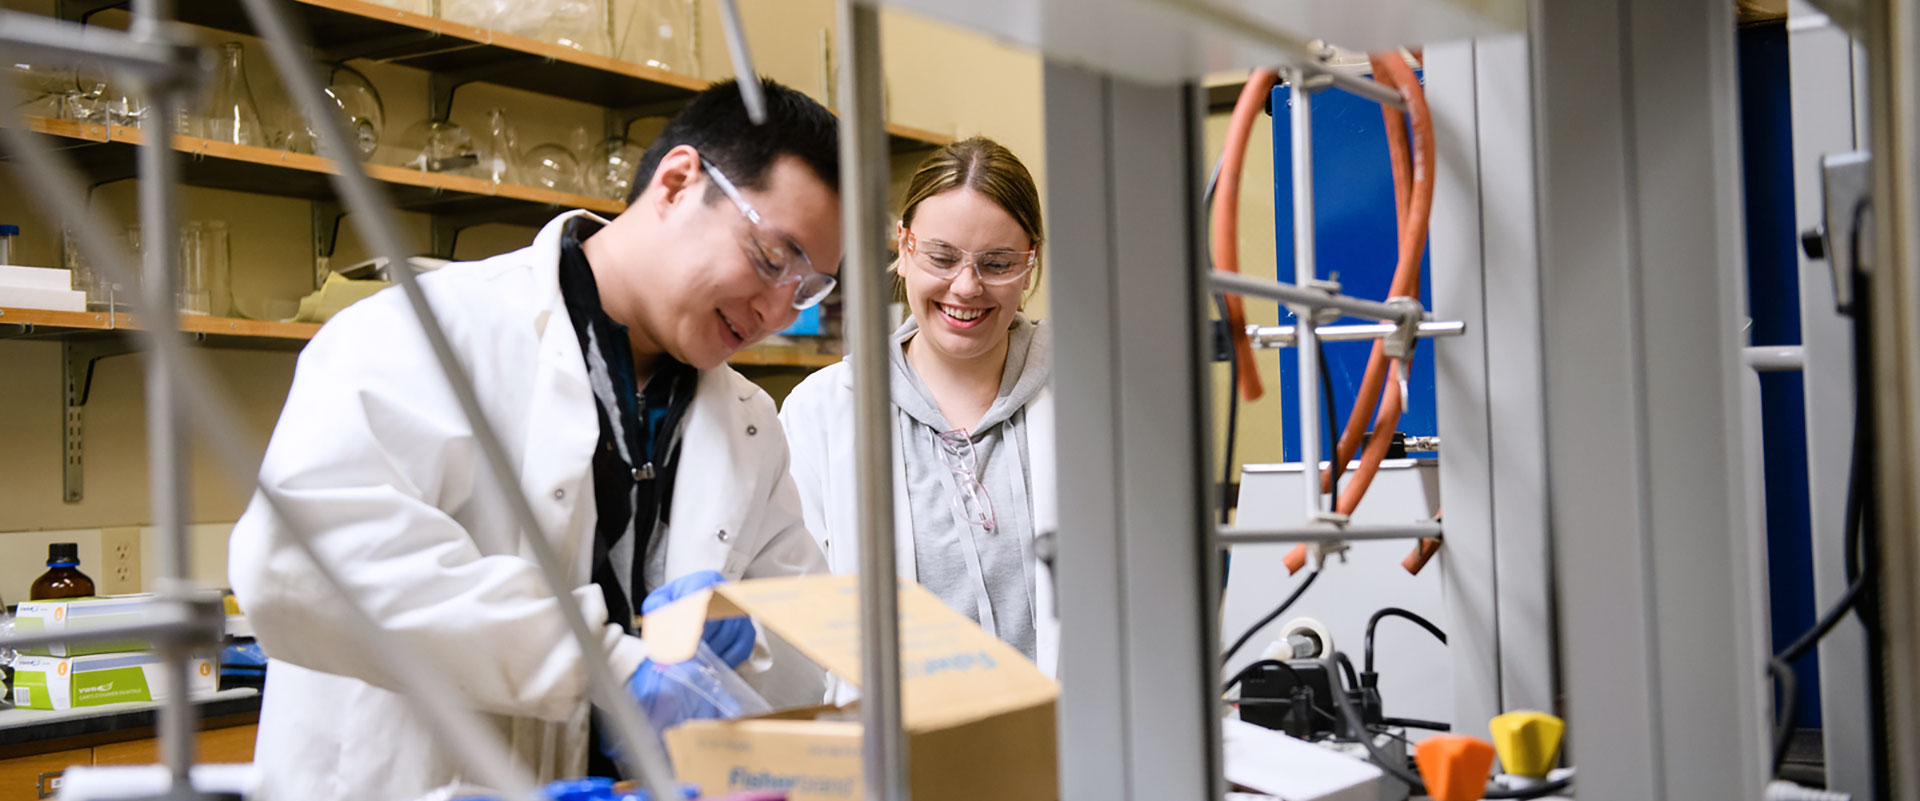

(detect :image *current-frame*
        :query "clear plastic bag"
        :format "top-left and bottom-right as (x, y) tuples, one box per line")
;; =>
(607, 641), (769, 765)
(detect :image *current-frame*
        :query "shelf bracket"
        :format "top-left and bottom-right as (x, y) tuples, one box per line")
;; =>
(604, 99), (690, 141)
(62, 336), (135, 503)
(428, 206), (529, 259)
(428, 57), (543, 121)
(55, 0), (125, 24)
(312, 199), (346, 287)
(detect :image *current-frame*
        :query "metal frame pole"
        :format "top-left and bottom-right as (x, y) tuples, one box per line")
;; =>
(833, 2), (908, 800)
(1288, 68), (1325, 522)
(126, 0), (197, 791)
(1861, 0), (1920, 789)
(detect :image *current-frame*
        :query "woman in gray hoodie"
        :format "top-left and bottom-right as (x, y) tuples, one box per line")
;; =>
(779, 137), (1058, 674)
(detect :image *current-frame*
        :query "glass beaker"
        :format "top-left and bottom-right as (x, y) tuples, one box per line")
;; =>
(177, 221), (232, 317)
(177, 222), (208, 315)
(204, 43), (265, 146)
(67, 226), (136, 311)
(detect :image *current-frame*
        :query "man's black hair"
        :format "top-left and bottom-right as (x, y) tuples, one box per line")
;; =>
(626, 77), (840, 205)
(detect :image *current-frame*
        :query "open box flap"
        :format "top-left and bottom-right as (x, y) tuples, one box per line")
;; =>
(641, 574), (1057, 730)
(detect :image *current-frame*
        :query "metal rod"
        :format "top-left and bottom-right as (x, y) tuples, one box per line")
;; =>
(234, 1), (681, 796)
(1248, 320), (1467, 348)
(836, 2), (907, 799)
(1210, 271), (1414, 324)
(1742, 345), (1806, 372)
(1134, 0), (1317, 66)
(1289, 68), (1323, 520)
(715, 0), (765, 124)
(0, 616), (213, 652)
(0, 72), (547, 801)
(1295, 61), (1409, 112)
(1217, 522), (1444, 545)
(127, 0), (196, 790)
(0, 11), (191, 81)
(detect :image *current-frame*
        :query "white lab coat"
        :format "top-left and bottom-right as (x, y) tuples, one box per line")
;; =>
(777, 360), (1060, 679)
(228, 211), (826, 801)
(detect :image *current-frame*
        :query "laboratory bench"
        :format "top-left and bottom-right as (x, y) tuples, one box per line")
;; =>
(0, 688), (259, 800)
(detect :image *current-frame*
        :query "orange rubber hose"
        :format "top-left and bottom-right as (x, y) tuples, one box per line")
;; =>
(1214, 68), (1281, 402)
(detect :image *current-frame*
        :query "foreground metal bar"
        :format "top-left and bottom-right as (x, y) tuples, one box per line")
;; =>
(125, 0), (197, 791)
(1211, 271), (1414, 323)
(834, 2), (906, 800)
(1532, 0), (1770, 795)
(1248, 320), (1466, 348)
(1289, 68), (1324, 522)
(0, 10), (195, 81)
(1217, 522), (1444, 545)
(236, 0), (681, 794)
(0, 73), (545, 801)
(1046, 61), (1221, 800)
(1863, 0), (1920, 788)
(714, 0), (765, 124)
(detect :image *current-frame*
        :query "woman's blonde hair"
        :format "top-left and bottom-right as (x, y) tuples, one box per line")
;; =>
(893, 137), (1043, 304)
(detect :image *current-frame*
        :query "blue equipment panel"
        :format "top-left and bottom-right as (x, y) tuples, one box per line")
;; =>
(1271, 79), (1436, 464)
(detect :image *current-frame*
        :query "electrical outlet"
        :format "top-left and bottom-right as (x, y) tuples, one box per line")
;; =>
(98, 527), (141, 595)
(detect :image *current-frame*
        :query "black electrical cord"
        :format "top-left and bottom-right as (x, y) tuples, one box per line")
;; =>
(1205, 157), (1240, 531)
(1319, 341), (1345, 495)
(1222, 569), (1320, 665)
(1365, 607), (1448, 674)
(1766, 198), (1878, 779)
(1379, 716), (1451, 732)
(1328, 653), (1574, 799)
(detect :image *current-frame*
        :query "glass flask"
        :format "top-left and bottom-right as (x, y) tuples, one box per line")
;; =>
(397, 119), (481, 175)
(617, 0), (697, 73)
(330, 64), (385, 160)
(522, 143), (580, 193)
(204, 43), (265, 146)
(481, 107), (519, 183)
(584, 137), (644, 201)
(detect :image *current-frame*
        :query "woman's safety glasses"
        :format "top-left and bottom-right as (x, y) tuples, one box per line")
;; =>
(901, 225), (1036, 287)
(935, 429), (996, 532)
(701, 157), (837, 309)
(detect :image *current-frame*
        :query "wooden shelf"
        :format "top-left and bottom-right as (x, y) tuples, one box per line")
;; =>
(2, 116), (624, 224)
(140, 0), (947, 153)
(0, 305), (838, 367)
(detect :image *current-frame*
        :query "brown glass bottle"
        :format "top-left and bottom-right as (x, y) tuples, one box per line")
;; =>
(30, 543), (94, 600)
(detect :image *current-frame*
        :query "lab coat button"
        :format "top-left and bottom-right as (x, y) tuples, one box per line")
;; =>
(746, 425), (758, 436)
(717, 529), (731, 542)
(553, 488), (566, 501)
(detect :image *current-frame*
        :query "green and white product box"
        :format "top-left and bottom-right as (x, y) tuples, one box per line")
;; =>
(10, 653), (217, 710)
(12, 595), (160, 656)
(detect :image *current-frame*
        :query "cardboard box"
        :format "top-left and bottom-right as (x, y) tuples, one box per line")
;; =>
(10, 652), (217, 710)
(645, 575), (1059, 801)
(12, 595), (161, 657)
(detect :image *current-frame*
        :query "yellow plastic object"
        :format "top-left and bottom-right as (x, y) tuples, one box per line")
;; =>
(1415, 735), (1497, 801)
(1490, 710), (1565, 779)
(222, 594), (242, 616)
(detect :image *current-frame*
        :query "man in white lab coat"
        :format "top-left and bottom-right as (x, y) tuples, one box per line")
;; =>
(227, 78), (842, 801)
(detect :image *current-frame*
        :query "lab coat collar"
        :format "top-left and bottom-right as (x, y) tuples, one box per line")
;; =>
(527, 209), (613, 339)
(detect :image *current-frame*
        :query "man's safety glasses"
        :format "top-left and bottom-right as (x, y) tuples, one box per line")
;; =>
(702, 157), (837, 309)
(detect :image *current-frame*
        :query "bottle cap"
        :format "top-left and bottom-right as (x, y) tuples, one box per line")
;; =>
(0, 225), (19, 236)
(1490, 710), (1565, 779)
(48, 542), (79, 565)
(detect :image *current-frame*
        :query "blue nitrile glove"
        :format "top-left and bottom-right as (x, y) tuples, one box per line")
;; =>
(604, 643), (749, 763)
(641, 570), (754, 669)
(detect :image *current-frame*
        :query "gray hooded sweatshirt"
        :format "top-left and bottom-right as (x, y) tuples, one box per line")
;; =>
(889, 314), (1050, 659)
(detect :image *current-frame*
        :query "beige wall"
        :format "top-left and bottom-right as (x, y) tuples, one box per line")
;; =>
(0, 1), (1048, 602)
